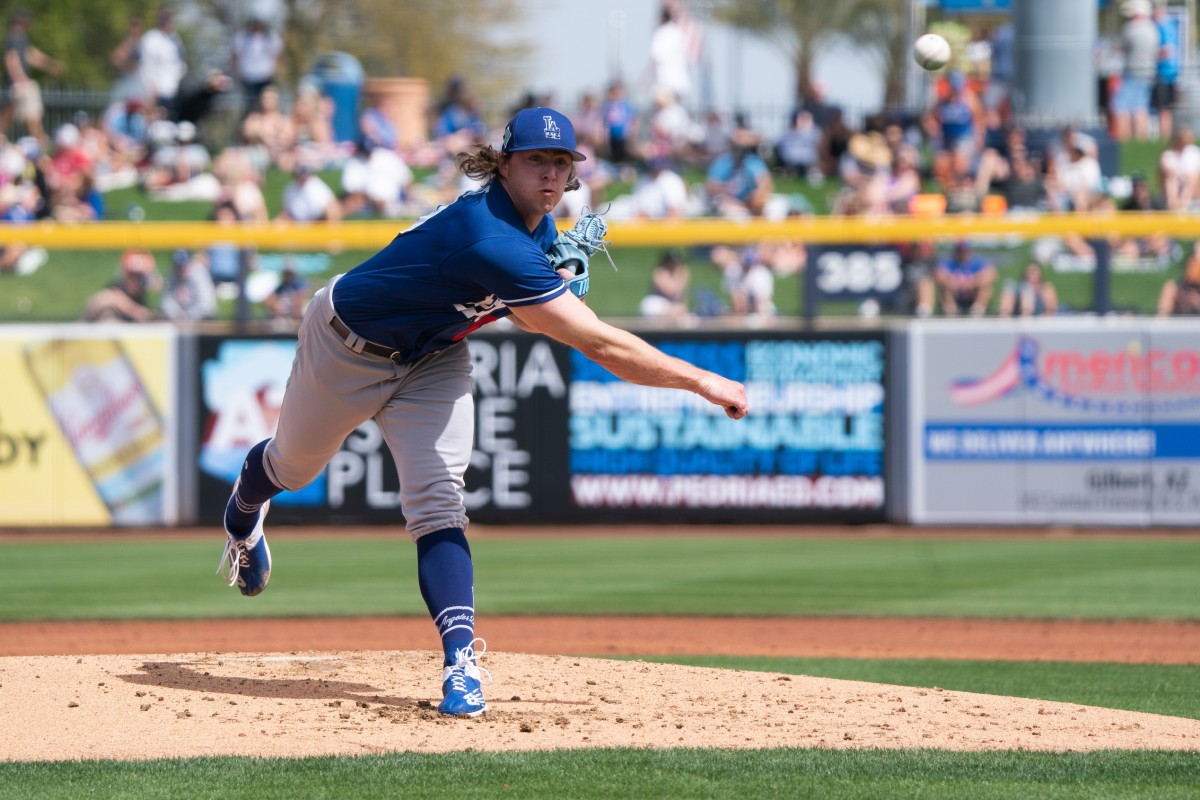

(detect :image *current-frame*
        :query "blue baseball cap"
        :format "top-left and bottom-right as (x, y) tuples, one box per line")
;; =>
(501, 107), (586, 161)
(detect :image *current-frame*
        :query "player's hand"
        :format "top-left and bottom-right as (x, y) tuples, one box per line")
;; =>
(697, 374), (749, 420)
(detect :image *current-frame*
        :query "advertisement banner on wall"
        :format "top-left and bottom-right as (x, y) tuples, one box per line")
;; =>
(908, 319), (1200, 525)
(0, 325), (178, 527)
(196, 330), (888, 525)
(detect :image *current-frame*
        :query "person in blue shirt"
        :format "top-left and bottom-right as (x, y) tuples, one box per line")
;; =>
(215, 106), (749, 718)
(705, 140), (774, 217)
(935, 240), (997, 317)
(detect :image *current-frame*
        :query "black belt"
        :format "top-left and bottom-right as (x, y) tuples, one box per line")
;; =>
(329, 315), (406, 364)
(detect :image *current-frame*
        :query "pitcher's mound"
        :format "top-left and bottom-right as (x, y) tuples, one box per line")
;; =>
(2, 650), (1198, 761)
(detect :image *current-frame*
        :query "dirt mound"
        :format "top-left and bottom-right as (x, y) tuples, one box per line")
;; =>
(2, 650), (1198, 761)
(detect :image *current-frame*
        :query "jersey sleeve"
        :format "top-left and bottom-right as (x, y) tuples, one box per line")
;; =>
(455, 234), (568, 308)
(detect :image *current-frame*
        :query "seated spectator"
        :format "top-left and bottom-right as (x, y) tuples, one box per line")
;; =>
(1158, 126), (1200, 210)
(82, 249), (160, 322)
(160, 248), (217, 321)
(639, 249), (691, 320)
(101, 98), (149, 169)
(886, 144), (922, 213)
(213, 146), (269, 223)
(712, 245), (776, 318)
(572, 91), (606, 153)
(1045, 132), (1103, 212)
(998, 262), (1059, 317)
(341, 136), (413, 218)
(196, 200), (254, 285)
(775, 109), (822, 178)
(263, 263), (309, 320)
(1112, 173), (1173, 266)
(1157, 240), (1200, 316)
(278, 162), (341, 222)
(645, 87), (695, 163)
(891, 240), (938, 318)
(433, 77), (487, 141)
(291, 82), (339, 170)
(705, 141), (774, 218)
(240, 84), (296, 172)
(818, 107), (852, 178)
(935, 240), (996, 316)
(629, 155), (689, 219)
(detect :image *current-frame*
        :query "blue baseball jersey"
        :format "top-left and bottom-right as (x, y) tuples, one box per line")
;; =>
(331, 181), (567, 362)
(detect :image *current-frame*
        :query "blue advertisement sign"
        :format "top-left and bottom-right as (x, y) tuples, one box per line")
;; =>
(196, 330), (889, 525)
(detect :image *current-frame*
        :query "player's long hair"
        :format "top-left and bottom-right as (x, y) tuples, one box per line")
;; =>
(456, 144), (581, 192)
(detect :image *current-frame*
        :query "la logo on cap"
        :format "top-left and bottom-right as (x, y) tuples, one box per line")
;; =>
(543, 115), (561, 141)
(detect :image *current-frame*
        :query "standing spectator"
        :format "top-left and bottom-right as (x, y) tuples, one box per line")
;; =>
(645, 3), (692, 104)
(1158, 126), (1200, 210)
(573, 92), (605, 152)
(927, 71), (985, 186)
(160, 248), (217, 322)
(1, 8), (64, 146)
(290, 82), (338, 170)
(1157, 240), (1200, 316)
(645, 87), (693, 162)
(935, 240), (996, 317)
(231, 15), (282, 116)
(1112, 0), (1159, 141)
(601, 80), (637, 163)
(109, 16), (145, 105)
(985, 21), (1015, 126)
(433, 77), (487, 141)
(139, 10), (187, 113)
(1152, 1), (1181, 139)
(998, 262), (1059, 317)
(278, 162), (341, 222)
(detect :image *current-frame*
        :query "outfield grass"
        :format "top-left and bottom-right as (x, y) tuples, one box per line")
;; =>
(1, 748), (1198, 800)
(2, 534), (1197, 621)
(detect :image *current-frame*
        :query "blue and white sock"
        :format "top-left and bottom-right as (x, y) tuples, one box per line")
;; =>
(224, 439), (281, 536)
(416, 527), (476, 666)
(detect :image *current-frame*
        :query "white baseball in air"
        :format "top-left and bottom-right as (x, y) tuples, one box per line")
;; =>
(913, 33), (951, 71)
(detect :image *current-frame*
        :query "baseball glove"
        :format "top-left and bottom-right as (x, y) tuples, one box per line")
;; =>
(547, 212), (616, 299)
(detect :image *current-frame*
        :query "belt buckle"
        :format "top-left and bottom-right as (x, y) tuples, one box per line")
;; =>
(388, 351), (403, 364)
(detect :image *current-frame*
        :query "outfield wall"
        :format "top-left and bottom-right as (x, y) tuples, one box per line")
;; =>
(2, 318), (1197, 529)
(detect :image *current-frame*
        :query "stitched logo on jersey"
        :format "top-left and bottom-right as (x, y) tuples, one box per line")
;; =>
(454, 295), (506, 320)
(543, 116), (561, 141)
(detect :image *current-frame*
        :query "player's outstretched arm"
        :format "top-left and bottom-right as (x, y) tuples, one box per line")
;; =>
(511, 293), (749, 419)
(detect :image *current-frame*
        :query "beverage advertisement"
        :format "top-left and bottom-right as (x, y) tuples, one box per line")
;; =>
(907, 319), (1200, 525)
(0, 325), (177, 526)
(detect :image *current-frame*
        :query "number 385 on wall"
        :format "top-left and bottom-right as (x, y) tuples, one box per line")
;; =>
(812, 247), (904, 296)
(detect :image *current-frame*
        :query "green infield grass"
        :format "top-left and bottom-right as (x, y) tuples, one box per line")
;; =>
(2, 534), (1197, 621)
(1, 748), (1198, 800)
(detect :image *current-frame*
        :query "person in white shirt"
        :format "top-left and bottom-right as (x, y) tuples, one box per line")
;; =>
(231, 16), (282, 115)
(341, 140), (413, 218)
(279, 163), (341, 222)
(138, 10), (186, 112)
(632, 156), (690, 219)
(1159, 126), (1200, 210)
(647, 4), (691, 103)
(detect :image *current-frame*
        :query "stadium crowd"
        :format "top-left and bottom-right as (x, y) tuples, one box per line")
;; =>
(1, 2), (1197, 323)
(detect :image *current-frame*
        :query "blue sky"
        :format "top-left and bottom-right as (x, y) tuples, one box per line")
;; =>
(522, 0), (884, 130)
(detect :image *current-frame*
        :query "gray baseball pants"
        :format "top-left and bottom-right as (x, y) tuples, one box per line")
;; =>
(262, 276), (474, 539)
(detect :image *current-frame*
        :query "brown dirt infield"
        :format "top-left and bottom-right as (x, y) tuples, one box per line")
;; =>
(3, 614), (1199, 761)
